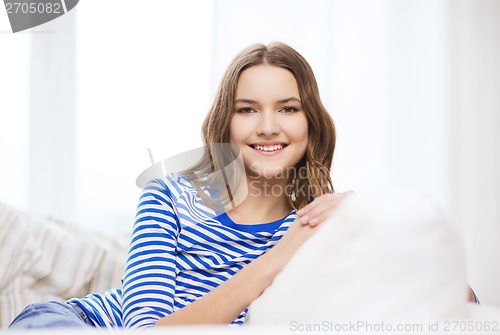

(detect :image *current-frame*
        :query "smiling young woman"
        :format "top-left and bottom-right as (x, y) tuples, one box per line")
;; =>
(150, 43), (342, 326)
(8, 42), (477, 330)
(8, 42), (342, 330)
(201, 43), (336, 211)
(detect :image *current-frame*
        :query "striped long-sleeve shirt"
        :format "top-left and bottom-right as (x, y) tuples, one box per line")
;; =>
(68, 175), (295, 328)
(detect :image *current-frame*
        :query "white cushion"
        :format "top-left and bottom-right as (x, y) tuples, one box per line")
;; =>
(0, 202), (128, 328)
(248, 192), (476, 323)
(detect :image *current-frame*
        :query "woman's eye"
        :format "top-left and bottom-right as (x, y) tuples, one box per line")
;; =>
(280, 107), (299, 113)
(237, 107), (255, 114)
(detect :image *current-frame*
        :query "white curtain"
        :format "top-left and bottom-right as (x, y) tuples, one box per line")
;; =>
(0, 0), (498, 306)
(447, 0), (500, 307)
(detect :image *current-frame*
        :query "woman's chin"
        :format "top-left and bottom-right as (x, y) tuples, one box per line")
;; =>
(247, 165), (289, 180)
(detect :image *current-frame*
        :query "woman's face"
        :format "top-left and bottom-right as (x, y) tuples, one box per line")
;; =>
(230, 65), (308, 180)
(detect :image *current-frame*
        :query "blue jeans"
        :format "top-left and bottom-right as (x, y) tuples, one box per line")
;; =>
(8, 301), (94, 329)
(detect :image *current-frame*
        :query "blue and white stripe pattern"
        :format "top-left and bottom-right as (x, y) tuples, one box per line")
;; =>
(68, 175), (295, 328)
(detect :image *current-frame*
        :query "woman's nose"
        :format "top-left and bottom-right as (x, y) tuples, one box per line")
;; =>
(256, 111), (280, 136)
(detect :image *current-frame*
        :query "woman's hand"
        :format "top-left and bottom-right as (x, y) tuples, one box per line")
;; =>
(296, 191), (353, 227)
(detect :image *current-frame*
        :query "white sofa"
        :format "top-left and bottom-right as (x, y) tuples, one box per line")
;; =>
(1, 193), (499, 334)
(0, 202), (128, 329)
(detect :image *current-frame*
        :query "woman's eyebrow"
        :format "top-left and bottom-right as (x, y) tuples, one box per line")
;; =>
(235, 98), (259, 104)
(277, 97), (302, 104)
(234, 97), (302, 104)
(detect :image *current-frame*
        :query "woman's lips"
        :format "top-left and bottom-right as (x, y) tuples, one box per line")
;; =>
(249, 143), (288, 154)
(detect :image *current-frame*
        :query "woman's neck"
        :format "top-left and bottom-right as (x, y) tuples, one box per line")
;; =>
(226, 177), (292, 224)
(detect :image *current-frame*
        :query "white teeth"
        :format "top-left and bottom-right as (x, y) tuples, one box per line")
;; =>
(254, 144), (284, 152)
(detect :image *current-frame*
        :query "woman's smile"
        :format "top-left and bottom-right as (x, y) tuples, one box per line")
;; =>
(249, 142), (289, 155)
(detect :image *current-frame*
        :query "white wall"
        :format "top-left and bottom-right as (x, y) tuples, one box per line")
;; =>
(448, 0), (500, 306)
(74, 0), (214, 234)
(0, 16), (30, 213)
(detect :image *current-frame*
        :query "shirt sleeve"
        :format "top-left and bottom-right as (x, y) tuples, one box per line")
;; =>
(121, 179), (180, 328)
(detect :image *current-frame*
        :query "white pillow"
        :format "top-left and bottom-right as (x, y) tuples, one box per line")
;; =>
(0, 202), (128, 329)
(0, 202), (38, 292)
(248, 192), (473, 324)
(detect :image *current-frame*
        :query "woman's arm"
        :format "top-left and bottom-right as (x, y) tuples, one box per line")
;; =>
(155, 220), (317, 326)
(155, 192), (352, 326)
(157, 190), (477, 326)
(122, 179), (181, 328)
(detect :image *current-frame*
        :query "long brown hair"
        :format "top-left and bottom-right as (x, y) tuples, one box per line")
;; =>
(185, 42), (336, 210)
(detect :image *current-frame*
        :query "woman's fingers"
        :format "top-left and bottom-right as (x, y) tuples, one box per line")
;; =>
(297, 191), (353, 227)
(300, 195), (337, 227)
(304, 193), (344, 226)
